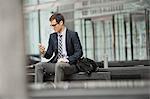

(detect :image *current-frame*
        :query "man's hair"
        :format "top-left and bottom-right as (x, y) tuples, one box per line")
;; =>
(49, 13), (65, 24)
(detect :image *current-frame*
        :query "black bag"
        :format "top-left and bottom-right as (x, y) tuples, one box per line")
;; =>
(76, 57), (98, 75)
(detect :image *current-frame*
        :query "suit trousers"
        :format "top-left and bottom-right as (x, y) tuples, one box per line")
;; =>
(35, 62), (78, 83)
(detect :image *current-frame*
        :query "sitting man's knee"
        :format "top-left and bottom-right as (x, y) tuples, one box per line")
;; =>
(55, 62), (67, 70)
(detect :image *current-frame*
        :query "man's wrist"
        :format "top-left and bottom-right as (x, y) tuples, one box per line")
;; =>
(40, 51), (46, 57)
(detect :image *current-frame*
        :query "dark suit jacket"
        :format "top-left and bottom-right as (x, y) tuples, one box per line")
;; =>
(44, 29), (83, 65)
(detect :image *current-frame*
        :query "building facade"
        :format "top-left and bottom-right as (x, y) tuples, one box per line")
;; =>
(24, 0), (150, 62)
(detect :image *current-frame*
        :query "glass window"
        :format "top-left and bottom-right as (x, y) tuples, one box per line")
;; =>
(24, 11), (40, 55)
(74, 11), (148, 61)
(94, 20), (105, 61)
(114, 14), (126, 61)
(93, 17), (114, 61)
(75, 19), (86, 57)
(125, 14), (132, 60)
(149, 11), (150, 32)
(132, 13), (147, 60)
(149, 11), (150, 59)
(84, 19), (94, 59)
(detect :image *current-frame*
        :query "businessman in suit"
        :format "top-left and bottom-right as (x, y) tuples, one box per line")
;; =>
(35, 13), (83, 83)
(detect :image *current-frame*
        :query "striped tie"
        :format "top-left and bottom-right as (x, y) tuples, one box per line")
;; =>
(58, 35), (63, 59)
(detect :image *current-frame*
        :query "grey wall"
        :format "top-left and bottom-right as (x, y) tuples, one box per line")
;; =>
(0, 0), (28, 99)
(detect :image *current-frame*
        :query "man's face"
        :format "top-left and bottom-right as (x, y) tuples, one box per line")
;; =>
(50, 19), (63, 33)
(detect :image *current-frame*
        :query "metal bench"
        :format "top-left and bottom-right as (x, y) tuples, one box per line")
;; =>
(44, 71), (111, 82)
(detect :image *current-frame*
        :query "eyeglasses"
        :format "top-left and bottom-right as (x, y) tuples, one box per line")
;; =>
(50, 23), (58, 27)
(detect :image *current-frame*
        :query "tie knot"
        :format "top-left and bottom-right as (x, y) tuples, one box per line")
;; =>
(59, 35), (62, 38)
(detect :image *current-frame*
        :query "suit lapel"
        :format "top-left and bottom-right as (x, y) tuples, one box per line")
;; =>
(66, 29), (69, 54)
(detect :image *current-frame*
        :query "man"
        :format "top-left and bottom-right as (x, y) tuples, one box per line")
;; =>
(35, 13), (83, 83)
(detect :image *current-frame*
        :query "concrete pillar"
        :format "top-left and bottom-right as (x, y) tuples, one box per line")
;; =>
(0, 0), (28, 99)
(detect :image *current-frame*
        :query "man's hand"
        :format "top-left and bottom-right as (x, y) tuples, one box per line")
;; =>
(38, 43), (45, 55)
(57, 58), (69, 63)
